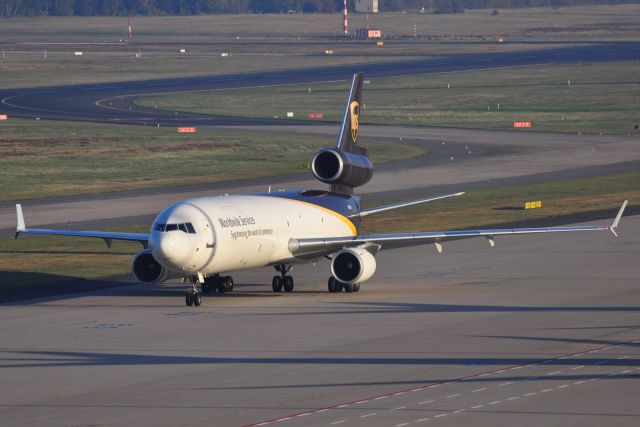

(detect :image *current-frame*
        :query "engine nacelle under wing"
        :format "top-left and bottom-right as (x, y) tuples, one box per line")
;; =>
(330, 247), (377, 285)
(132, 249), (170, 284)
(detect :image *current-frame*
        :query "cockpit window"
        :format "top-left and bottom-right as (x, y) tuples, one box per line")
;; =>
(155, 222), (197, 234)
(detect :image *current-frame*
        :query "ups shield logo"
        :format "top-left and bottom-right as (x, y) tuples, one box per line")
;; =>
(349, 101), (359, 142)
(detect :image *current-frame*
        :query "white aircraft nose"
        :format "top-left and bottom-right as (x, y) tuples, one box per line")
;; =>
(152, 231), (192, 271)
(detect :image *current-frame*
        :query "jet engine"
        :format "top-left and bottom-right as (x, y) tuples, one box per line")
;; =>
(132, 249), (169, 284)
(330, 247), (377, 285)
(311, 148), (373, 189)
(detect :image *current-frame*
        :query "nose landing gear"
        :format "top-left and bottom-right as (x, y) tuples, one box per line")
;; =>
(272, 264), (294, 293)
(185, 274), (235, 306)
(186, 276), (202, 307)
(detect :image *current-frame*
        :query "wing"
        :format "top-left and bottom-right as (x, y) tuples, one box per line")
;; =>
(290, 201), (628, 257)
(15, 204), (148, 248)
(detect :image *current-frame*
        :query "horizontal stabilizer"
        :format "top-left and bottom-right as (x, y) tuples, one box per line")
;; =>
(358, 192), (465, 217)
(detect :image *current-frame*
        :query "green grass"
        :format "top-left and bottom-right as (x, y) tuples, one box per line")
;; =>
(138, 61), (640, 134)
(361, 170), (639, 234)
(1, 171), (636, 289)
(2, 4), (639, 89)
(0, 118), (423, 201)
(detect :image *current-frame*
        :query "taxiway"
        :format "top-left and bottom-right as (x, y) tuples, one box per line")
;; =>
(1, 215), (638, 426)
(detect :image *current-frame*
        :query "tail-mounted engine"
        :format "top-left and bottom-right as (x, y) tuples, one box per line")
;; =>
(330, 247), (377, 285)
(311, 72), (373, 195)
(132, 249), (169, 284)
(311, 148), (373, 190)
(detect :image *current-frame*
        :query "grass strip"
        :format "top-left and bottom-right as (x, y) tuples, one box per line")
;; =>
(138, 61), (640, 134)
(0, 118), (423, 201)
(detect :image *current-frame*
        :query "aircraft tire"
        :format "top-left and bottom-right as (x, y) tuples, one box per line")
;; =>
(283, 276), (294, 292)
(353, 283), (360, 292)
(272, 276), (283, 292)
(185, 293), (193, 306)
(225, 276), (234, 292)
(193, 293), (202, 306)
(328, 277), (344, 293)
(344, 283), (354, 293)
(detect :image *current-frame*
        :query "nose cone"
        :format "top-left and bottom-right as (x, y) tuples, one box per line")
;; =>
(148, 202), (211, 272)
(152, 231), (192, 271)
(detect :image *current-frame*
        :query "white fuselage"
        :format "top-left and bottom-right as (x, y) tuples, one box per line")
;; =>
(148, 194), (357, 276)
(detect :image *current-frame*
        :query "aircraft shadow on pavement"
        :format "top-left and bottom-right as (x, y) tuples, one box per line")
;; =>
(0, 271), (313, 305)
(0, 271), (132, 305)
(1, 349), (637, 370)
(198, 372), (640, 391)
(242, 301), (640, 316)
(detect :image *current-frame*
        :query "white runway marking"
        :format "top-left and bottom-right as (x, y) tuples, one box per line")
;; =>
(246, 341), (639, 426)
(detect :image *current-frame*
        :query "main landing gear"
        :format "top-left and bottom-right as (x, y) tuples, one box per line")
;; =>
(272, 264), (294, 293)
(201, 274), (234, 294)
(327, 277), (360, 293)
(185, 274), (235, 307)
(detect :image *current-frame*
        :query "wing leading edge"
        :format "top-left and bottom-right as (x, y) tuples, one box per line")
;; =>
(15, 204), (148, 248)
(289, 201), (628, 257)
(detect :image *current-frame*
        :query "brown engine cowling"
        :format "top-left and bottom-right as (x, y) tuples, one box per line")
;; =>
(311, 148), (373, 189)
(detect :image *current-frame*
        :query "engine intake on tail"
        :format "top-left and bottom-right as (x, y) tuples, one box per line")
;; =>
(132, 249), (169, 284)
(331, 247), (377, 285)
(311, 148), (373, 189)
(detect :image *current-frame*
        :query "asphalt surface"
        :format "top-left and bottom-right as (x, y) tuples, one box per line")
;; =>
(1, 215), (638, 426)
(1, 42), (640, 125)
(1, 42), (639, 426)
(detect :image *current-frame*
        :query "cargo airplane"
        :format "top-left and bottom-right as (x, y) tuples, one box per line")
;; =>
(15, 73), (627, 306)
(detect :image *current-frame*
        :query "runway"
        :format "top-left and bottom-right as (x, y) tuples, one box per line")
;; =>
(1, 215), (638, 426)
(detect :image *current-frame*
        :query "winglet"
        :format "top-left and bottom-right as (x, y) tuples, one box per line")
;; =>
(609, 200), (628, 237)
(15, 204), (26, 239)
